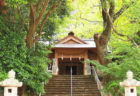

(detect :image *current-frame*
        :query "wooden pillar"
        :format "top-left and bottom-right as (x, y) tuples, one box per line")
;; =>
(84, 50), (88, 75)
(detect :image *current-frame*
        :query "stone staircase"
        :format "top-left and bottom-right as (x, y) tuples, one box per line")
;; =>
(42, 75), (101, 96)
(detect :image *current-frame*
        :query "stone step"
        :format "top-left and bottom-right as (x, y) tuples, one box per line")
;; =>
(51, 75), (94, 79)
(47, 82), (97, 85)
(50, 78), (95, 80)
(51, 77), (94, 79)
(45, 87), (99, 90)
(46, 84), (98, 87)
(45, 90), (99, 93)
(45, 85), (98, 88)
(42, 94), (100, 96)
(45, 86), (97, 88)
(47, 80), (96, 82)
(50, 79), (95, 81)
(42, 75), (100, 96)
(44, 91), (99, 94)
(45, 89), (99, 91)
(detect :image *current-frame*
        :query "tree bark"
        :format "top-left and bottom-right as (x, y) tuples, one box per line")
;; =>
(94, 1), (135, 95)
(21, 85), (28, 96)
(25, 0), (56, 48)
(94, 34), (106, 65)
(94, 1), (133, 65)
(94, 1), (114, 65)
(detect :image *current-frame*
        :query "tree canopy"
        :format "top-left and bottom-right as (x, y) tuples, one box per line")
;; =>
(0, 0), (140, 96)
(0, 0), (72, 95)
(57, 0), (140, 95)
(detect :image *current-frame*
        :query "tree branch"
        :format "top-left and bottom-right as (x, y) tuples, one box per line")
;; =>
(105, 6), (139, 47)
(17, 5), (28, 32)
(101, 0), (108, 27)
(113, 28), (139, 47)
(36, 0), (43, 11)
(80, 17), (102, 23)
(30, 3), (36, 23)
(36, 0), (49, 25)
(109, 2), (115, 18)
(100, 0), (138, 47)
(113, 5), (129, 22)
(101, 2), (114, 38)
(113, 1), (134, 22)
(33, 3), (56, 44)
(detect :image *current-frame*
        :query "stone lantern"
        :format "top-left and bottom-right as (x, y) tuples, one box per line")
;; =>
(120, 70), (140, 96)
(0, 69), (23, 96)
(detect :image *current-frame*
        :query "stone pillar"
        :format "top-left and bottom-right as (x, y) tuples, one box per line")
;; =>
(52, 58), (59, 75)
(85, 61), (91, 75)
(120, 71), (140, 96)
(0, 69), (23, 96)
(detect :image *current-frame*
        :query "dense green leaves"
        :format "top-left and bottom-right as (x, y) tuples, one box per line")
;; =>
(0, 0), (73, 95)
(89, 43), (140, 95)
(55, 0), (140, 95)
(0, 16), (51, 94)
(0, 0), (140, 95)
(23, 43), (52, 94)
(56, 0), (103, 39)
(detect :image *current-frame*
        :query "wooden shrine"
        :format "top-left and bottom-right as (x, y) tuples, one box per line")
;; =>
(48, 32), (98, 75)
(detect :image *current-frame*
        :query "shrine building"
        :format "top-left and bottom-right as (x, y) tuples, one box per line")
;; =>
(48, 32), (98, 75)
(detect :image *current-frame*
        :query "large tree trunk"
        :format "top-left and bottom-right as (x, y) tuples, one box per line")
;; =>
(21, 85), (28, 96)
(94, 34), (109, 65)
(95, 0), (133, 65)
(94, 2), (114, 65)
(26, 22), (37, 48)
(94, 1), (134, 95)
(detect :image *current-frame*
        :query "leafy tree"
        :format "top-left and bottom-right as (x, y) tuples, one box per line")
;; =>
(58, 0), (139, 65)
(89, 42), (140, 95)
(56, 0), (103, 38)
(23, 0), (72, 48)
(0, 16), (52, 96)
(88, 0), (140, 95)
(57, 0), (140, 95)
(0, 0), (72, 95)
(3, 0), (72, 48)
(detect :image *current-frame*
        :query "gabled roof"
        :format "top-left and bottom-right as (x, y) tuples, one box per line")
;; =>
(54, 32), (96, 48)
(56, 32), (87, 44)
(54, 39), (96, 48)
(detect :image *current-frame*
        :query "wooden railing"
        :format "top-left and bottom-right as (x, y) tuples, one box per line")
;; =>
(91, 66), (105, 96)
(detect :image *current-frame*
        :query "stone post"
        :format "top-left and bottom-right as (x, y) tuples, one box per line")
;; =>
(52, 58), (59, 75)
(120, 70), (140, 96)
(0, 69), (23, 96)
(85, 62), (91, 75)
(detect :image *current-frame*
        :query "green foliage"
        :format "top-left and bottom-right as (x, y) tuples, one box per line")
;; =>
(84, 1), (140, 95)
(89, 42), (140, 95)
(23, 43), (52, 94)
(0, 16), (51, 95)
(0, 16), (27, 81)
(5, 0), (73, 41)
(1, 0), (140, 95)
(56, 0), (103, 39)
(41, 0), (73, 40)
(0, 0), (73, 95)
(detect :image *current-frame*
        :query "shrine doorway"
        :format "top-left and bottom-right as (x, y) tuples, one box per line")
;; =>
(58, 58), (84, 75)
